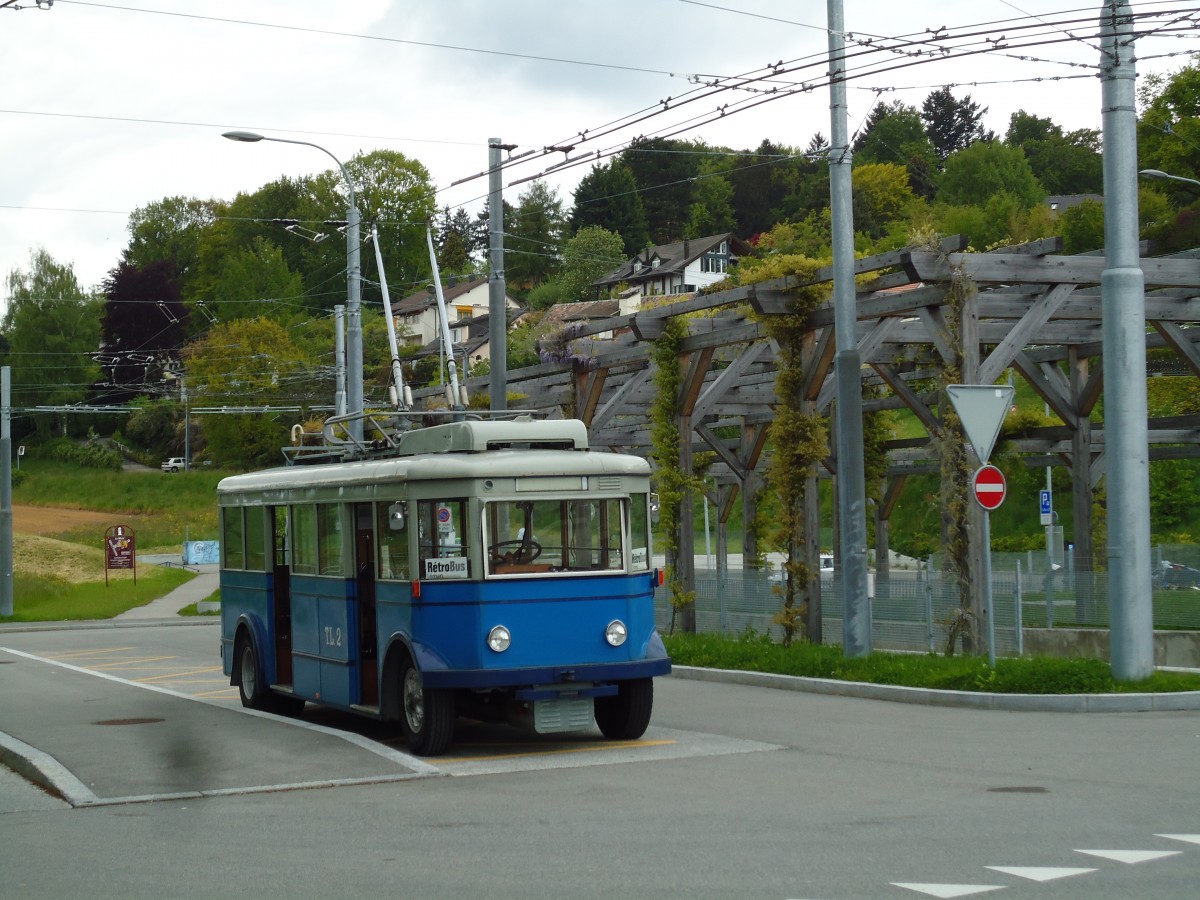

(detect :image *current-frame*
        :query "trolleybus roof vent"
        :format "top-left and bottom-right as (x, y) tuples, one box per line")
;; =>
(395, 419), (589, 456)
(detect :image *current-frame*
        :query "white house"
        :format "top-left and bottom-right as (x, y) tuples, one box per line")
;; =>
(591, 232), (752, 300)
(392, 275), (522, 348)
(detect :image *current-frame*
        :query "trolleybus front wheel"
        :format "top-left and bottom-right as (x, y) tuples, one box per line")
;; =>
(400, 660), (455, 756)
(594, 677), (653, 740)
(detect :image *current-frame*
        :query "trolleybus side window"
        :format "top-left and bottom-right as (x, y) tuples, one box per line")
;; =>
(288, 503), (345, 577)
(376, 500), (410, 580)
(418, 499), (469, 579)
(291, 504), (318, 575)
(222, 507), (245, 570)
(630, 492), (651, 571)
(317, 504), (344, 576)
(245, 507), (267, 571)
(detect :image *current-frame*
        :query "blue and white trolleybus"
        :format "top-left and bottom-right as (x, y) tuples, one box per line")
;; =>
(217, 417), (670, 755)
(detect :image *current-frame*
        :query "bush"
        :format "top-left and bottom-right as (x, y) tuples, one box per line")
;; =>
(662, 632), (1200, 693)
(43, 438), (122, 471)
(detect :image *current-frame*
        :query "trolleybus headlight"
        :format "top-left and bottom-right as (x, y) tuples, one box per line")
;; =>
(605, 619), (628, 647)
(487, 625), (511, 653)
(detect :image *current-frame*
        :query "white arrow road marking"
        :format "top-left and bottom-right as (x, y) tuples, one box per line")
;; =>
(1156, 834), (1200, 846)
(891, 884), (1006, 898)
(1074, 849), (1182, 864)
(985, 866), (1095, 882)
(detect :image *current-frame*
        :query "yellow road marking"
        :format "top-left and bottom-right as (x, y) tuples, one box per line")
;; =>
(136, 666), (223, 683)
(440, 738), (677, 764)
(194, 689), (240, 699)
(90, 655), (177, 670)
(44, 647), (135, 660)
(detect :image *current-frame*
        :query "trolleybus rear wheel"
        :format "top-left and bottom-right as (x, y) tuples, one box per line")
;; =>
(237, 635), (304, 716)
(594, 677), (653, 740)
(400, 660), (455, 756)
(237, 639), (266, 709)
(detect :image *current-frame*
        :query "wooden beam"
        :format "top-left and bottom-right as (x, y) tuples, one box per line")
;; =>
(978, 283), (1075, 385)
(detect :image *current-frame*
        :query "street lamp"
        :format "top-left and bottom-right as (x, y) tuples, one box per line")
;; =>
(222, 130), (363, 443)
(1138, 168), (1200, 190)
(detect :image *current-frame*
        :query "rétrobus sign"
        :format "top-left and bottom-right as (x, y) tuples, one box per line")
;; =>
(104, 525), (136, 585)
(423, 556), (468, 579)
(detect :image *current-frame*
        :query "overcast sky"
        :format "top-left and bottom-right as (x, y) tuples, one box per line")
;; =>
(0, 0), (1195, 310)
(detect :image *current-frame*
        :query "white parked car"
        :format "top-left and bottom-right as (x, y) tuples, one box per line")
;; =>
(160, 457), (185, 473)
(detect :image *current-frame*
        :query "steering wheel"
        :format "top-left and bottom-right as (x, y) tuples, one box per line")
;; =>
(490, 539), (543, 565)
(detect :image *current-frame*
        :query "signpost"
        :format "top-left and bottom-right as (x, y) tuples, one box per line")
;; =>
(1039, 488), (1053, 526)
(947, 385), (1014, 667)
(104, 525), (136, 586)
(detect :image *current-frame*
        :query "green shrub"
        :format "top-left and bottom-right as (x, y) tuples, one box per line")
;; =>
(43, 437), (122, 471)
(662, 632), (1200, 694)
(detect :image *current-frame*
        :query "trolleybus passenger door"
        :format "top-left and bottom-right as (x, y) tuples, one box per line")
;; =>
(354, 503), (378, 707)
(270, 506), (295, 687)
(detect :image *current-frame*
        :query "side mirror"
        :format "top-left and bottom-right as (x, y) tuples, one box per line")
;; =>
(649, 493), (661, 526)
(388, 501), (406, 531)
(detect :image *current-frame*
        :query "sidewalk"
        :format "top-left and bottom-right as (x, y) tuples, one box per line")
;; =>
(110, 560), (220, 621)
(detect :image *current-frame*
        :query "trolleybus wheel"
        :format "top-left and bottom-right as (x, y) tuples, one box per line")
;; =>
(400, 660), (455, 756)
(237, 636), (304, 716)
(237, 639), (267, 710)
(594, 677), (653, 740)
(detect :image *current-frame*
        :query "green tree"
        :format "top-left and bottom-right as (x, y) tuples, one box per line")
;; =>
(1005, 111), (1103, 195)
(124, 196), (224, 295)
(937, 141), (1045, 208)
(922, 88), (989, 163)
(208, 237), (304, 324)
(571, 159), (649, 255)
(854, 101), (939, 199)
(184, 317), (312, 468)
(686, 171), (737, 238)
(505, 180), (567, 290)
(557, 226), (627, 303)
(1138, 56), (1200, 186)
(623, 136), (702, 243)
(1, 248), (102, 437)
(851, 162), (919, 238)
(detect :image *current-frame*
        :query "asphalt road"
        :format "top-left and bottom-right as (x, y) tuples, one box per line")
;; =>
(2, 623), (1199, 899)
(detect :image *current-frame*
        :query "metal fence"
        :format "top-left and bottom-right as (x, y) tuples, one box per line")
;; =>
(654, 546), (1200, 655)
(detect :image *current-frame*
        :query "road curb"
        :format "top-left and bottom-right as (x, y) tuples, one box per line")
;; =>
(669, 665), (1200, 712)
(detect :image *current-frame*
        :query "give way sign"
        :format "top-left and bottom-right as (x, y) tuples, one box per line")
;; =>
(972, 465), (1007, 511)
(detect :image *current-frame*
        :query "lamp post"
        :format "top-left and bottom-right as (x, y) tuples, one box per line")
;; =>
(1138, 168), (1200, 190)
(222, 130), (363, 443)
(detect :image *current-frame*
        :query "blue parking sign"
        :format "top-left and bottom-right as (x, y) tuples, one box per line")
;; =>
(1040, 490), (1052, 515)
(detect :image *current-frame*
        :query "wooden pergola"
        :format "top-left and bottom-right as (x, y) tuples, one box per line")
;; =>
(416, 235), (1200, 637)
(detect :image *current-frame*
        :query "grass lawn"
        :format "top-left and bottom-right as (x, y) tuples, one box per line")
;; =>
(2, 567), (196, 622)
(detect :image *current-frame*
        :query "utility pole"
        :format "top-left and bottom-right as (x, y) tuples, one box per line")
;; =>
(488, 138), (514, 412)
(827, 0), (871, 656)
(334, 304), (347, 417)
(1100, 0), (1153, 680)
(1, 367), (12, 617)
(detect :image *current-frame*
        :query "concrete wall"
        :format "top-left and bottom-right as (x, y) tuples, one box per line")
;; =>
(1023, 628), (1200, 668)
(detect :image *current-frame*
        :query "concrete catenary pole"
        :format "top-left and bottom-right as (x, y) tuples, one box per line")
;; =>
(488, 139), (510, 412)
(1, 367), (12, 617)
(334, 304), (347, 418)
(827, 0), (871, 656)
(1100, 1), (1154, 680)
(346, 199), (363, 442)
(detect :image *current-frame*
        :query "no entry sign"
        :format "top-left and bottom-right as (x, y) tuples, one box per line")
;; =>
(972, 465), (1007, 511)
